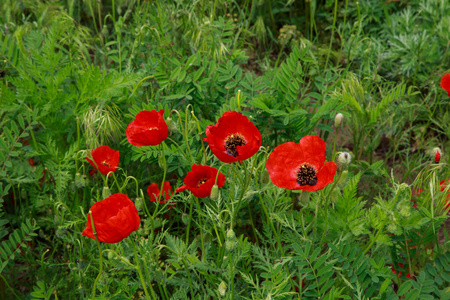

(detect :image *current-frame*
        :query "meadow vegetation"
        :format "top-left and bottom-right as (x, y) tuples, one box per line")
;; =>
(0, 0), (450, 299)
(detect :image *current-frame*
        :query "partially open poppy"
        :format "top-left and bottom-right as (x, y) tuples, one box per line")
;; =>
(85, 145), (120, 175)
(204, 111), (262, 163)
(82, 193), (140, 243)
(175, 164), (225, 198)
(266, 136), (337, 191)
(440, 179), (450, 211)
(147, 181), (173, 204)
(126, 110), (168, 146)
(441, 73), (450, 96)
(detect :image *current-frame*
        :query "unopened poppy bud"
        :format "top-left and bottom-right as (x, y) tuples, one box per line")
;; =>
(102, 25), (109, 36)
(218, 281), (227, 297)
(75, 172), (84, 188)
(166, 117), (177, 132)
(135, 197), (142, 212)
(387, 223), (400, 235)
(433, 147), (441, 163)
(334, 113), (344, 128)
(181, 213), (189, 225)
(225, 228), (236, 251)
(107, 251), (114, 260)
(102, 186), (111, 198)
(399, 205), (410, 217)
(226, 228), (235, 240)
(337, 152), (352, 169)
(210, 184), (219, 200)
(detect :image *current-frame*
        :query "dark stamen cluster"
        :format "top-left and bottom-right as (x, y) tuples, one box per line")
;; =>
(224, 134), (246, 157)
(102, 161), (111, 167)
(296, 164), (318, 186)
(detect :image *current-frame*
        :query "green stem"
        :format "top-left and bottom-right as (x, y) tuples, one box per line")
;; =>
(90, 211), (103, 299)
(186, 201), (194, 245)
(132, 241), (152, 300)
(325, 0), (339, 68)
(0, 273), (20, 299)
(194, 197), (206, 261)
(183, 259), (195, 297)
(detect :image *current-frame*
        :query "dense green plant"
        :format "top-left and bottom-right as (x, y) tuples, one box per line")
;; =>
(1, 0), (450, 299)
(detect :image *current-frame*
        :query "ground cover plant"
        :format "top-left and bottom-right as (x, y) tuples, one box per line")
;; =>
(1, 0), (450, 299)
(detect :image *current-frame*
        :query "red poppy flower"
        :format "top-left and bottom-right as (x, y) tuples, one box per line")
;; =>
(175, 164), (225, 198)
(440, 179), (450, 210)
(126, 110), (168, 146)
(85, 145), (120, 175)
(441, 73), (450, 96)
(204, 111), (262, 163)
(435, 149), (441, 163)
(28, 158), (35, 167)
(266, 136), (337, 191)
(82, 193), (140, 243)
(89, 169), (98, 177)
(147, 181), (173, 204)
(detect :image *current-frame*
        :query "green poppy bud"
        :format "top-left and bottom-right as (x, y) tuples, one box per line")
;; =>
(135, 198), (142, 212)
(181, 213), (189, 225)
(166, 117), (177, 132)
(210, 184), (219, 200)
(334, 113), (344, 128)
(218, 281), (227, 297)
(225, 228), (236, 251)
(102, 186), (111, 199)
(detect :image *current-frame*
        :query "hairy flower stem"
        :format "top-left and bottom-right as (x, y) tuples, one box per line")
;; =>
(183, 259), (195, 297)
(132, 241), (152, 300)
(90, 211), (103, 299)
(186, 201), (194, 245)
(194, 197), (206, 261)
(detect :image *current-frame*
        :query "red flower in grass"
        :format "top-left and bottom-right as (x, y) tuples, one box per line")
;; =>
(147, 181), (173, 204)
(175, 164), (225, 198)
(204, 111), (262, 163)
(266, 136), (337, 191)
(85, 146), (119, 175)
(126, 110), (168, 146)
(412, 180), (450, 210)
(82, 193), (140, 243)
(28, 158), (35, 167)
(440, 179), (450, 211)
(435, 149), (441, 163)
(441, 73), (450, 97)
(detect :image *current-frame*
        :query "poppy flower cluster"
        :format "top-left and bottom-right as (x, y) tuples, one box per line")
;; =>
(147, 181), (173, 204)
(83, 193), (140, 243)
(85, 145), (120, 175)
(266, 135), (337, 191)
(411, 179), (450, 211)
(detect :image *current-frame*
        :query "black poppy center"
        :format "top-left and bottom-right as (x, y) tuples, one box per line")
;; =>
(224, 133), (246, 157)
(102, 160), (111, 167)
(197, 178), (208, 188)
(296, 163), (318, 186)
